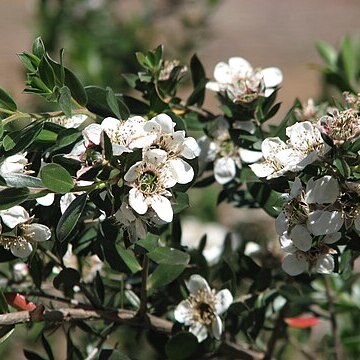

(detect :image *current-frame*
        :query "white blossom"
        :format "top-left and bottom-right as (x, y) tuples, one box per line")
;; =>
(143, 113), (200, 185)
(198, 117), (261, 184)
(0, 153), (29, 174)
(206, 57), (282, 103)
(0, 206), (51, 258)
(124, 149), (176, 223)
(174, 275), (233, 342)
(47, 114), (88, 128)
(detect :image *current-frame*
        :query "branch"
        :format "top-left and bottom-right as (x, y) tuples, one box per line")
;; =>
(0, 308), (173, 334)
(324, 276), (344, 360)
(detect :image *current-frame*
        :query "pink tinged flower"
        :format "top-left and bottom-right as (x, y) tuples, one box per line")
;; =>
(174, 275), (233, 342)
(206, 57), (282, 100)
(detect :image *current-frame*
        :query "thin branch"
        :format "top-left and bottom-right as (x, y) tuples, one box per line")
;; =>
(0, 307), (172, 334)
(264, 306), (287, 360)
(137, 255), (149, 319)
(324, 276), (344, 360)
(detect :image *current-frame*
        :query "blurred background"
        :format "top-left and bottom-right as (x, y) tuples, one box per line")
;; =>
(0, 0), (360, 358)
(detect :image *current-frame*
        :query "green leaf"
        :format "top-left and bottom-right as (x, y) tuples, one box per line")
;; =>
(56, 193), (87, 243)
(18, 52), (40, 73)
(116, 244), (142, 274)
(165, 332), (198, 360)
(102, 239), (142, 274)
(148, 247), (190, 265)
(32, 37), (45, 59)
(316, 41), (337, 67)
(40, 163), (74, 193)
(334, 158), (351, 179)
(46, 55), (88, 106)
(0, 325), (15, 345)
(106, 87), (121, 119)
(1, 173), (43, 188)
(85, 86), (122, 117)
(148, 264), (187, 290)
(59, 86), (72, 118)
(339, 36), (356, 83)
(186, 54), (207, 106)
(0, 187), (29, 210)
(172, 192), (189, 214)
(136, 235), (159, 252)
(3, 121), (43, 154)
(247, 181), (285, 218)
(0, 88), (17, 111)
(38, 56), (56, 90)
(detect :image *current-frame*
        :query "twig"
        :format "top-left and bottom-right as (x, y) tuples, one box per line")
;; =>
(264, 306), (287, 360)
(137, 255), (149, 319)
(324, 276), (344, 360)
(0, 307), (172, 333)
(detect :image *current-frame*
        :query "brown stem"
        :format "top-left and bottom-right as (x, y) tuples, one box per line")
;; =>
(264, 306), (287, 360)
(0, 307), (172, 333)
(138, 255), (149, 318)
(324, 276), (344, 360)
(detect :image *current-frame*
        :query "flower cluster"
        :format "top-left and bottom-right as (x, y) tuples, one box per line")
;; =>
(72, 113), (199, 241)
(250, 121), (330, 179)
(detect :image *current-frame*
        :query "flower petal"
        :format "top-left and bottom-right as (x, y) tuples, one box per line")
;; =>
(181, 137), (201, 159)
(150, 195), (173, 223)
(316, 254), (335, 274)
(174, 300), (193, 325)
(228, 57), (252, 77)
(0, 206), (30, 228)
(189, 322), (208, 343)
(150, 113), (175, 134)
(213, 62), (232, 84)
(168, 158), (194, 184)
(261, 67), (283, 88)
(211, 315), (223, 340)
(238, 148), (263, 163)
(36, 193), (55, 207)
(282, 253), (308, 276)
(23, 224), (51, 242)
(305, 176), (339, 204)
(83, 124), (102, 146)
(290, 225), (312, 252)
(128, 188), (148, 215)
(186, 274), (211, 295)
(307, 211), (343, 236)
(215, 289), (233, 315)
(11, 240), (33, 258)
(214, 157), (236, 184)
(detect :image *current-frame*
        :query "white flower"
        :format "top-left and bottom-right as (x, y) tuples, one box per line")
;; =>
(0, 153), (29, 174)
(281, 233), (338, 276)
(48, 114), (88, 128)
(83, 116), (156, 155)
(206, 57), (282, 103)
(174, 275), (233, 342)
(249, 137), (296, 179)
(198, 117), (261, 184)
(286, 121), (330, 170)
(0, 206), (51, 258)
(124, 149), (176, 223)
(143, 113), (200, 185)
